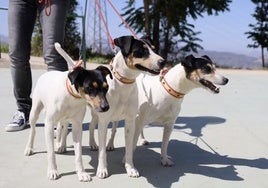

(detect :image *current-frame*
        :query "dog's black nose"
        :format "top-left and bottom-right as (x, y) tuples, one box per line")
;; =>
(223, 77), (229, 85)
(101, 105), (109, 112)
(157, 59), (166, 69)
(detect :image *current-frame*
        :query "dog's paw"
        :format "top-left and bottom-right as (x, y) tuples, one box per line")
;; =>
(89, 145), (98, 151)
(97, 167), (108, 179)
(106, 141), (115, 151)
(89, 142), (98, 151)
(55, 146), (66, 154)
(140, 139), (149, 146)
(24, 148), (34, 156)
(125, 165), (139, 178)
(77, 171), (92, 182)
(161, 155), (174, 167)
(47, 169), (59, 180)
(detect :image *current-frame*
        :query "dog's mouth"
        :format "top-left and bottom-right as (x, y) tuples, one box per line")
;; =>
(135, 64), (160, 75)
(200, 79), (220, 94)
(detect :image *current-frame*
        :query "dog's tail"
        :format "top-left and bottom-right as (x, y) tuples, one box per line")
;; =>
(54, 42), (76, 68)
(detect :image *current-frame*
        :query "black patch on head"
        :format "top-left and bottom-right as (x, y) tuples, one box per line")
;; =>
(181, 54), (214, 78)
(68, 67), (88, 91)
(181, 54), (195, 69)
(114, 35), (135, 57)
(68, 67), (109, 96)
(82, 71), (109, 98)
(140, 35), (156, 52)
(114, 35), (150, 59)
(96, 65), (113, 79)
(201, 55), (212, 61)
(131, 40), (150, 58)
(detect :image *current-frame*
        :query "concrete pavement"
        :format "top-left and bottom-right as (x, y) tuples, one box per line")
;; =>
(0, 55), (268, 188)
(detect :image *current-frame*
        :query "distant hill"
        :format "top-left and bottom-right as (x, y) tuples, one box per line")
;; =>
(196, 50), (266, 69)
(0, 33), (267, 69)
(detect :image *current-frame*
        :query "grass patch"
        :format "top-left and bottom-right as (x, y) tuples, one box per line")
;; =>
(86, 53), (114, 64)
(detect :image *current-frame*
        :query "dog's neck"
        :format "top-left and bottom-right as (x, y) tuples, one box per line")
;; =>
(163, 64), (198, 95)
(66, 78), (82, 99)
(111, 51), (140, 82)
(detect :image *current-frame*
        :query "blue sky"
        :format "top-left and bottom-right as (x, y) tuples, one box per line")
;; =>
(0, 0), (261, 57)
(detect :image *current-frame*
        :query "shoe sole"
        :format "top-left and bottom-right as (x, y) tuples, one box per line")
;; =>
(5, 123), (27, 132)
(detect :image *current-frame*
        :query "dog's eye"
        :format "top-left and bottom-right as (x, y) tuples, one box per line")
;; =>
(133, 48), (149, 58)
(133, 50), (144, 58)
(85, 87), (96, 96)
(202, 66), (212, 73)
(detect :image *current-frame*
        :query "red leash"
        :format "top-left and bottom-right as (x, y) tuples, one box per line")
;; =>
(38, 0), (51, 16)
(106, 0), (138, 39)
(95, 0), (115, 50)
(95, 0), (138, 52)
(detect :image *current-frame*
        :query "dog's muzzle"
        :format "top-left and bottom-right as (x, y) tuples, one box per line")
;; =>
(157, 59), (166, 69)
(99, 99), (110, 112)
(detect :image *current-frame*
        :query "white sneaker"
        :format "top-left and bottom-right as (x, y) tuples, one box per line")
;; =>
(5, 111), (28, 132)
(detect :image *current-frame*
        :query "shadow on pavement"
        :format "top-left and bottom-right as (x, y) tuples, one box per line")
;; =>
(29, 116), (268, 187)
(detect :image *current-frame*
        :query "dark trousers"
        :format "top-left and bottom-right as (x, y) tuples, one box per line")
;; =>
(8, 0), (70, 115)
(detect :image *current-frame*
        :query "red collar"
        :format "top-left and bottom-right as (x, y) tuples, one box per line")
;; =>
(110, 58), (135, 84)
(160, 68), (185, 99)
(66, 78), (82, 99)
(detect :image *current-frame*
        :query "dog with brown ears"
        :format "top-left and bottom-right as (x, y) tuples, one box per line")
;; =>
(89, 35), (165, 179)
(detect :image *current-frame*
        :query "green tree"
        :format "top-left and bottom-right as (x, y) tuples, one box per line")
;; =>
(64, 0), (81, 60)
(31, 0), (81, 59)
(245, 0), (268, 68)
(31, 18), (43, 57)
(122, 0), (231, 61)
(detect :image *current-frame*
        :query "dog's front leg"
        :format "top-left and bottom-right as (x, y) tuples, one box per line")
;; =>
(55, 121), (68, 154)
(72, 121), (92, 182)
(44, 120), (59, 180)
(97, 120), (109, 178)
(89, 112), (98, 151)
(106, 121), (118, 151)
(161, 123), (175, 166)
(124, 119), (139, 178)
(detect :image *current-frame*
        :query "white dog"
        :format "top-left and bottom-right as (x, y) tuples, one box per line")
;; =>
(24, 44), (112, 181)
(89, 35), (165, 179)
(91, 54), (228, 167)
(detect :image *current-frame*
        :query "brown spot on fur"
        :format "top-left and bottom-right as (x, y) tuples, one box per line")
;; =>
(93, 82), (98, 88)
(102, 82), (108, 89)
(82, 93), (101, 110)
(90, 96), (101, 109)
(188, 70), (199, 82)
(125, 53), (153, 71)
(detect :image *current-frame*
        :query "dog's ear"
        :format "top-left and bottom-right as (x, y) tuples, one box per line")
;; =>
(140, 35), (151, 41)
(96, 65), (113, 79)
(68, 67), (86, 90)
(201, 55), (212, 61)
(181, 54), (195, 68)
(140, 35), (156, 51)
(114, 35), (135, 56)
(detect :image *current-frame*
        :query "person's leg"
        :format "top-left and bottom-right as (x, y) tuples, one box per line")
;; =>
(6, 0), (37, 132)
(39, 0), (69, 71)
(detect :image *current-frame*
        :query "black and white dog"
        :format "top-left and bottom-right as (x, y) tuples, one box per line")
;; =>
(24, 44), (112, 182)
(91, 54), (228, 167)
(89, 35), (165, 178)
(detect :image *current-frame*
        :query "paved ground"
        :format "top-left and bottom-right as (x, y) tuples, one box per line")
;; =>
(0, 53), (268, 188)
